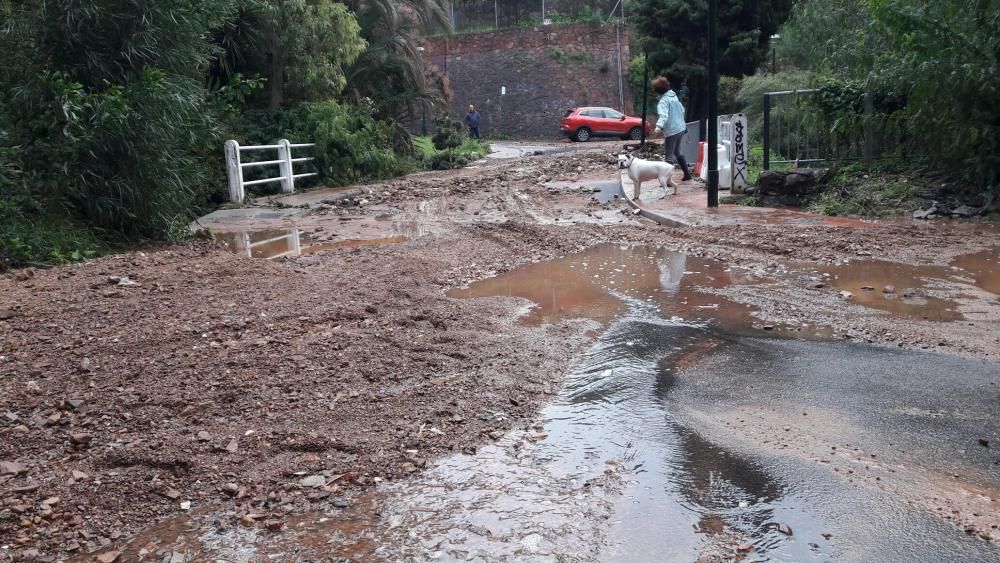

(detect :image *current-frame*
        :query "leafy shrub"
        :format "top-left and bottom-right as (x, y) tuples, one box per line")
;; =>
(719, 76), (742, 114)
(427, 152), (469, 170)
(735, 70), (816, 144)
(432, 116), (465, 151)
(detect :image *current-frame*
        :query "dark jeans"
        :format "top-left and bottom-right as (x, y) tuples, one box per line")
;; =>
(663, 131), (691, 178)
(469, 126), (480, 139)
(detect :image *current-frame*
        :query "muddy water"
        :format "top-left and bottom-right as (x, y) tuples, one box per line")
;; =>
(449, 244), (813, 337)
(110, 244), (998, 561)
(815, 246), (999, 321)
(215, 227), (411, 259)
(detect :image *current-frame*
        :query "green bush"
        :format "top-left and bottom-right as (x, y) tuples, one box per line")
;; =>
(297, 101), (409, 185)
(233, 101), (411, 191)
(432, 116), (465, 151)
(427, 151), (469, 170)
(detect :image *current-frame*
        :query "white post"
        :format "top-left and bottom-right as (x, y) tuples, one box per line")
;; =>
(224, 140), (245, 203)
(278, 139), (294, 194)
(289, 227), (301, 257)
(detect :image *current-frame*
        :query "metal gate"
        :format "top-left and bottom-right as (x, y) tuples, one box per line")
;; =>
(762, 89), (907, 170)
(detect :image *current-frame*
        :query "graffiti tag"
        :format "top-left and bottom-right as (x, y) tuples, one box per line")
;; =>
(732, 116), (748, 189)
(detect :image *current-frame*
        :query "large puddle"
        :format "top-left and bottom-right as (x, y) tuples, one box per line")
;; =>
(448, 244), (819, 338)
(814, 246), (999, 321)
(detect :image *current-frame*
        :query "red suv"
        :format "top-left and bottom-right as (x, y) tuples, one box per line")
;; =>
(561, 107), (652, 142)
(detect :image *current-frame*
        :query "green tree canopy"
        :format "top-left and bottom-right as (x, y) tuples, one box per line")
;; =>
(631, 0), (793, 119)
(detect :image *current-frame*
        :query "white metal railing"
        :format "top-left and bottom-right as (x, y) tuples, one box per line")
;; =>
(224, 139), (317, 203)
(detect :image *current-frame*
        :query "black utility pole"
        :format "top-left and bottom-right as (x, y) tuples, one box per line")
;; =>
(706, 0), (719, 207)
(639, 63), (649, 146)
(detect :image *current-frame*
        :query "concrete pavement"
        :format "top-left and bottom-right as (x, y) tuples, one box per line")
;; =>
(620, 169), (872, 228)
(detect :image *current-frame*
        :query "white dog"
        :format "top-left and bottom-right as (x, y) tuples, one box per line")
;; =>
(617, 154), (676, 200)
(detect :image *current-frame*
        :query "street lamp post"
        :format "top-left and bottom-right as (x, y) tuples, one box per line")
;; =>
(707, 0), (719, 208)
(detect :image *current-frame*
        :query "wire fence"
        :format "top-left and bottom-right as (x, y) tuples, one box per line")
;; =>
(762, 89), (911, 169)
(443, 0), (623, 34)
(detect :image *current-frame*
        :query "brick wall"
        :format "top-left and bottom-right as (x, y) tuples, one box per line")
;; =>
(420, 22), (632, 139)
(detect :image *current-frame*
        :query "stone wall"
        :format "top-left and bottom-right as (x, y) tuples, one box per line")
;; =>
(420, 22), (632, 139)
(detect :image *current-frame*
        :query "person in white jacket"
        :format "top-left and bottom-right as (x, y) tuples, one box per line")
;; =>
(652, 76), (692, 181)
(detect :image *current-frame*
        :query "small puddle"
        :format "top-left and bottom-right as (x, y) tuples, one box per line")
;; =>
(950, 246), (1000, 295)
(546, 179), (623, 204)
(215, 228), (409, 259)
(815, 246), (999, 322)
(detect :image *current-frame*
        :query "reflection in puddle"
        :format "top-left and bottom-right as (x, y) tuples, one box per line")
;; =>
(215, 228), (410, 259)
(449, 243), (805, 336)
(817, 246), (999, 322)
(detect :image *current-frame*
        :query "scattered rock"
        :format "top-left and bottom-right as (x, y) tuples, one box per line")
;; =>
(72, 470), (90, 480)
(332, 497), (350, 508)
(163, 488), (182, 500)
(0, 460), (28, 475)
(300, 475), (326, 488)
(69, 432), (92, 446)
(12, 269), (34, 282)
(861, 286), (875, 291)
(95, 551), (120, 563)
(882, 285), (896, 294)
(225, 438), (239, 453)
(114, 276), (141, 287)
(0, 309), (16, 320)
(79, 357), (94, 373)
(778, 523), (793, 536)
(839, 290), (854, 300)
(66, 399), (86, 410)
(400, 462), (417, 474)
(951, 205), (978, 218)
(196, 431), (211, 442)
(265, 519), (284, 531)
(180, 501), (192, 510)
(737, 543), (755, 553)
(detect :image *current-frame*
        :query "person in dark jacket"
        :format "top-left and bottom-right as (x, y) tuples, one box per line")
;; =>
(464, 105), (481, 139)
(652, 77), (692, 181)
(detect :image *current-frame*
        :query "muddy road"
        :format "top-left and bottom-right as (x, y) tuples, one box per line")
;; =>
(1, 143), (998, 562)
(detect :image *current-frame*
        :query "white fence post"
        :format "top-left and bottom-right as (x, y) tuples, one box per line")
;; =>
(224, 139), (315, 204)
(224, 140), (245, 203)
(278, 139), (294, 194)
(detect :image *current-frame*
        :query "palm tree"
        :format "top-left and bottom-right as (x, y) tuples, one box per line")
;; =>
(343, 0), (452, 124)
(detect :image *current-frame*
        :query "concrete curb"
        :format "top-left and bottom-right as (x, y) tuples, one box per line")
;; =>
(618, 169), (692, 228)
(255, 187), (363, 208)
